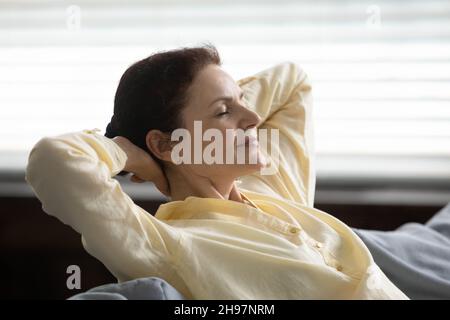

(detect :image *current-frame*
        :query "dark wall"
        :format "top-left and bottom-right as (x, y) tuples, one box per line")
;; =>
(0, 196), (441, 299)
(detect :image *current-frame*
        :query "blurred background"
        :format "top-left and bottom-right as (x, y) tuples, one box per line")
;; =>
(0, 0), (449, 299)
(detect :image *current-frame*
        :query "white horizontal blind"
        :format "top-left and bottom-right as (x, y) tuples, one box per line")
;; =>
(1, 0), (449, 185)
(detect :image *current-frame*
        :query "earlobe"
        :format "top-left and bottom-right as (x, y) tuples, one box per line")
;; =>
(158, 139), (174, 162)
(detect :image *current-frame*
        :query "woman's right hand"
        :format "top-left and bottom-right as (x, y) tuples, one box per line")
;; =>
(111, 136), (170, 196)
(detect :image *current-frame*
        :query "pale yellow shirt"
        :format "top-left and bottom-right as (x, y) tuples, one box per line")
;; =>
(25, 62), (409, 299)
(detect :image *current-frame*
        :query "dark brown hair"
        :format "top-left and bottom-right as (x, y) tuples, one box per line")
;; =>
(104, 44), (221, 175)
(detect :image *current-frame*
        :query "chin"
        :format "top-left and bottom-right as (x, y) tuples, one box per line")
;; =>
(236, 162), (265, 176)
(211, 163), (260, 181)
(212, 149), (268, 177)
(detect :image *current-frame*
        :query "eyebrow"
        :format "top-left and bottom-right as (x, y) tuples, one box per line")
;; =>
(208, 90), (245, 108)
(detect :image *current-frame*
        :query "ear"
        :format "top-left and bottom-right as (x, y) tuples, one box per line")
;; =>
(145, 129), (173, 162)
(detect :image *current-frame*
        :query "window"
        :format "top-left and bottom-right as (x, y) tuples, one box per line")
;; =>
(1, 0), (449, 198)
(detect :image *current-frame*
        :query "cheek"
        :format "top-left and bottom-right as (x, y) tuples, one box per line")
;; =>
(179, 117), (258, 167)
(200, 123), (231, 147)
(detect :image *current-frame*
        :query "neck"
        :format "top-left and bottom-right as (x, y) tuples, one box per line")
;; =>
(165, 167), (244, 204)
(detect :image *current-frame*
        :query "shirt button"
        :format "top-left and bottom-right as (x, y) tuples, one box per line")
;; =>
(336, 264), (343, 272)
(314, 242), (323, 249)
(289, 226), (300, 234)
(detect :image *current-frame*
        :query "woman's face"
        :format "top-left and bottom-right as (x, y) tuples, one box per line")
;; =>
(173, 64), (267, 180)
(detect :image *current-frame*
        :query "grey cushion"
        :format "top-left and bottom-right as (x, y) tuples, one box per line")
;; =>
(353, 203), (450, 299)
(68, 277), (186, 300)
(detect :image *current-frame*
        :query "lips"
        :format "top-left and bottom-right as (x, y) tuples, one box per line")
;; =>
(237, 135), (258, 147)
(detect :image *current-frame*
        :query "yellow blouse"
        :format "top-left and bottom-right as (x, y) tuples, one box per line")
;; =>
(25, 62), (409, 299)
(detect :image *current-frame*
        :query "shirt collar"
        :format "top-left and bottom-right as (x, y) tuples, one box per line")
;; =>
(154, 190), (260, 220)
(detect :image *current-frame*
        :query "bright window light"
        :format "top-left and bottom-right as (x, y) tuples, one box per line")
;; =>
(1, 0), (449, 184)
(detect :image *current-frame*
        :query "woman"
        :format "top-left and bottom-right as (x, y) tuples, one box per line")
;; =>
(25, 45), (409, 299)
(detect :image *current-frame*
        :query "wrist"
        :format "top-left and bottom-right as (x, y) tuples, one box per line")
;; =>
(111, 136), (135, 173)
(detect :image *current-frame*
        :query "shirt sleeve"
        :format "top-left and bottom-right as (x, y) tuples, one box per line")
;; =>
(25, 129), (177, 281)
(237, 62), (316, 207)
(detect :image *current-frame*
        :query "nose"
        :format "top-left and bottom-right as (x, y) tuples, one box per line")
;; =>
(239, 105), (261, 131)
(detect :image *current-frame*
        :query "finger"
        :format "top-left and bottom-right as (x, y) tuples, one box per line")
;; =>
(130, 175), (145, 183)
(153, 178), (170, 197)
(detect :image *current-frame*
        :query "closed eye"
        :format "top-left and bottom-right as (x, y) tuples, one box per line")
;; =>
(216, 111), (230, 117)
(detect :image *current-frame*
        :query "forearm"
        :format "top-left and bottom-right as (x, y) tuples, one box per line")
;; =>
(111, 136), (135, 174)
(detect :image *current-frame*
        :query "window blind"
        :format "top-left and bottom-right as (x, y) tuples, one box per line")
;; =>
(1, 0), (449, 186)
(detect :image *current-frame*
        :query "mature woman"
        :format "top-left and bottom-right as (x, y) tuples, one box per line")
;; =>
(25, 45), (449, 299)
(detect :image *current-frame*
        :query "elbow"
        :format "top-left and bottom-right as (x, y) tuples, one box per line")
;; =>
(273, 61), (309, 91)
(284, 61), (308, 82)
(277, 61), (311, 99)
(25, 137), (59, 188)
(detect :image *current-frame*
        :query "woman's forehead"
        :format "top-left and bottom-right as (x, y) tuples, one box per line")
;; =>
(190, 65), (238, 101)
